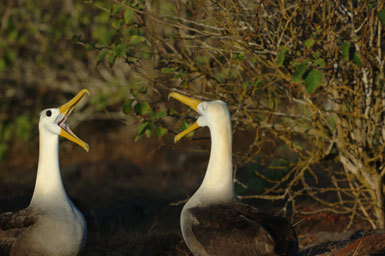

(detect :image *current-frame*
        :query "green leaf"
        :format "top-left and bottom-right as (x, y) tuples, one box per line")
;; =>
(342, 42), (350, 61)
(234, 53), (245, 61)
(71, 35), (81, 44)
(122, 99), (134, 114)
(128, 35), (146, 44)
(181, 121), (194, 138)
(367, 0), (375, 11)
(16, 115), (32, 141)
(145, 128), (152, 138)
(86, 43), (95, 51)
(314, 58), (326, 68)
(304, 39), (315, 49)
(137, 121), (151, 135)
(292, 63), (307, 82)
(353, 53), (364, 67)
(6, 49), (16, 63)
(153, 111), (166, 120)
(112, 4), (124, 14)
(114, 43), (127, 58)
(169, 108), (178, 116)
(277, 47), (287, 67)
(96, 49), (109, 63)
(112, 19), (123, 30)
(124, 8), (134, 24)
(139, 86), (147, 94)
(0, 59), (6, 72)
(2, 124), (13, 140)
(154, 126), (168, 138)
(196, 55), (207, 66)
(161, 67), (177, 73)
(133, 102), (150, 115)
(108, 50), (117, 65)
(377, 9), (385, 26)
(0, 143), (8, 160)
(304, 68), (323, 94)
(342, 42), (364, 67)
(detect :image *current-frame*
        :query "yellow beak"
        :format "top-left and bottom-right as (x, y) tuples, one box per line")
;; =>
(58, 89), (90, 152)
(168, 92), (202, 143)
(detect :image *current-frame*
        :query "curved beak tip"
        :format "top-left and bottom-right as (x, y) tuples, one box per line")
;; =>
(174, 135), (181, 144)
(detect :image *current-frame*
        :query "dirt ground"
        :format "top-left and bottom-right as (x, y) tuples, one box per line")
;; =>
(1, 120), (385, 256)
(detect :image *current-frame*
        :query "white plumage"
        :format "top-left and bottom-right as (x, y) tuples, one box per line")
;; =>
(0, 89), (89, 256)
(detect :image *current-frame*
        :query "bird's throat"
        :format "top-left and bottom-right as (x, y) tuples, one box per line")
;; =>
(30, 131), (69, 207)
(198, 121), (234, 202)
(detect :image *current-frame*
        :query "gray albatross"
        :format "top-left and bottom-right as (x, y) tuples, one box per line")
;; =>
(169, 92), (298, 256)
(0, 89), (89, 256)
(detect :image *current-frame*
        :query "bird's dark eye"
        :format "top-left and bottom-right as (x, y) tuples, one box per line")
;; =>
(46, 110), (52, 117)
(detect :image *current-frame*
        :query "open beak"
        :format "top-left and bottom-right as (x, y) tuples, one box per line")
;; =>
(168, 92), (202, 143)
(58, 89), (90, 152)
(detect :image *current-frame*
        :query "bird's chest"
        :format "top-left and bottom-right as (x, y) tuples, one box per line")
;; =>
(18, 210), (86, 256)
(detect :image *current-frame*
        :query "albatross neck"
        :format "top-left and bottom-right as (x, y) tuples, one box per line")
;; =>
(197, 118), (235, 202)
(30, 130), (70, 208)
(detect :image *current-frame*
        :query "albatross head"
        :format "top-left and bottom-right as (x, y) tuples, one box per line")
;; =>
(169, 92), (231, 143)
(39, 89), (90, 152)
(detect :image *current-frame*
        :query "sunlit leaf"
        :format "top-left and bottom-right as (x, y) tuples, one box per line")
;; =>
(277, 47), (287, 67)
(181, 121), (194, 138)
(122, 99), (134, 114)
(145, 128), (151, 138)
(112, 4), (124, 15)
(342, 42), (350, 61)
(196, 55), (207, 66)
(134, 102), (150, 115)
(169, 108), (178, 116)
(304, 39), (315, 49)
(108, 50), (117, 65)
(137, 121), (151, 135)
(124, 8), (134, 24)
(161, 67), (178, 73)
(353, 53), (364, 67)
(304, 68), (323, 94)
(154, 126), (168, 138)
(114, 43), (127, 58)
(314, 58), (326, 68)
(292, 63), (307, 82)
(112, 19), (123, 30)
(153, 111), (166, 120)
(96, 49), (109, 63)
(128, 35), (146, 44)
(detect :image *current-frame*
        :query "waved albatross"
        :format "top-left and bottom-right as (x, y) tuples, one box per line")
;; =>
(169, 92), (298, 256)
(0, 89), (89, 256)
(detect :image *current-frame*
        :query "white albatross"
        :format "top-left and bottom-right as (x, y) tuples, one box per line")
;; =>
(0, 89), (89, 256)
(169, 92), (298, 256)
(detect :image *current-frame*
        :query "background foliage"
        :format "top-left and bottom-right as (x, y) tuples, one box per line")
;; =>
(2, 0), (385, 230)
(85, 0), (385, 229)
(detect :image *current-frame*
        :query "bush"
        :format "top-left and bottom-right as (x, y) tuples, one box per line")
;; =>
(87, 0), (385, 228)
